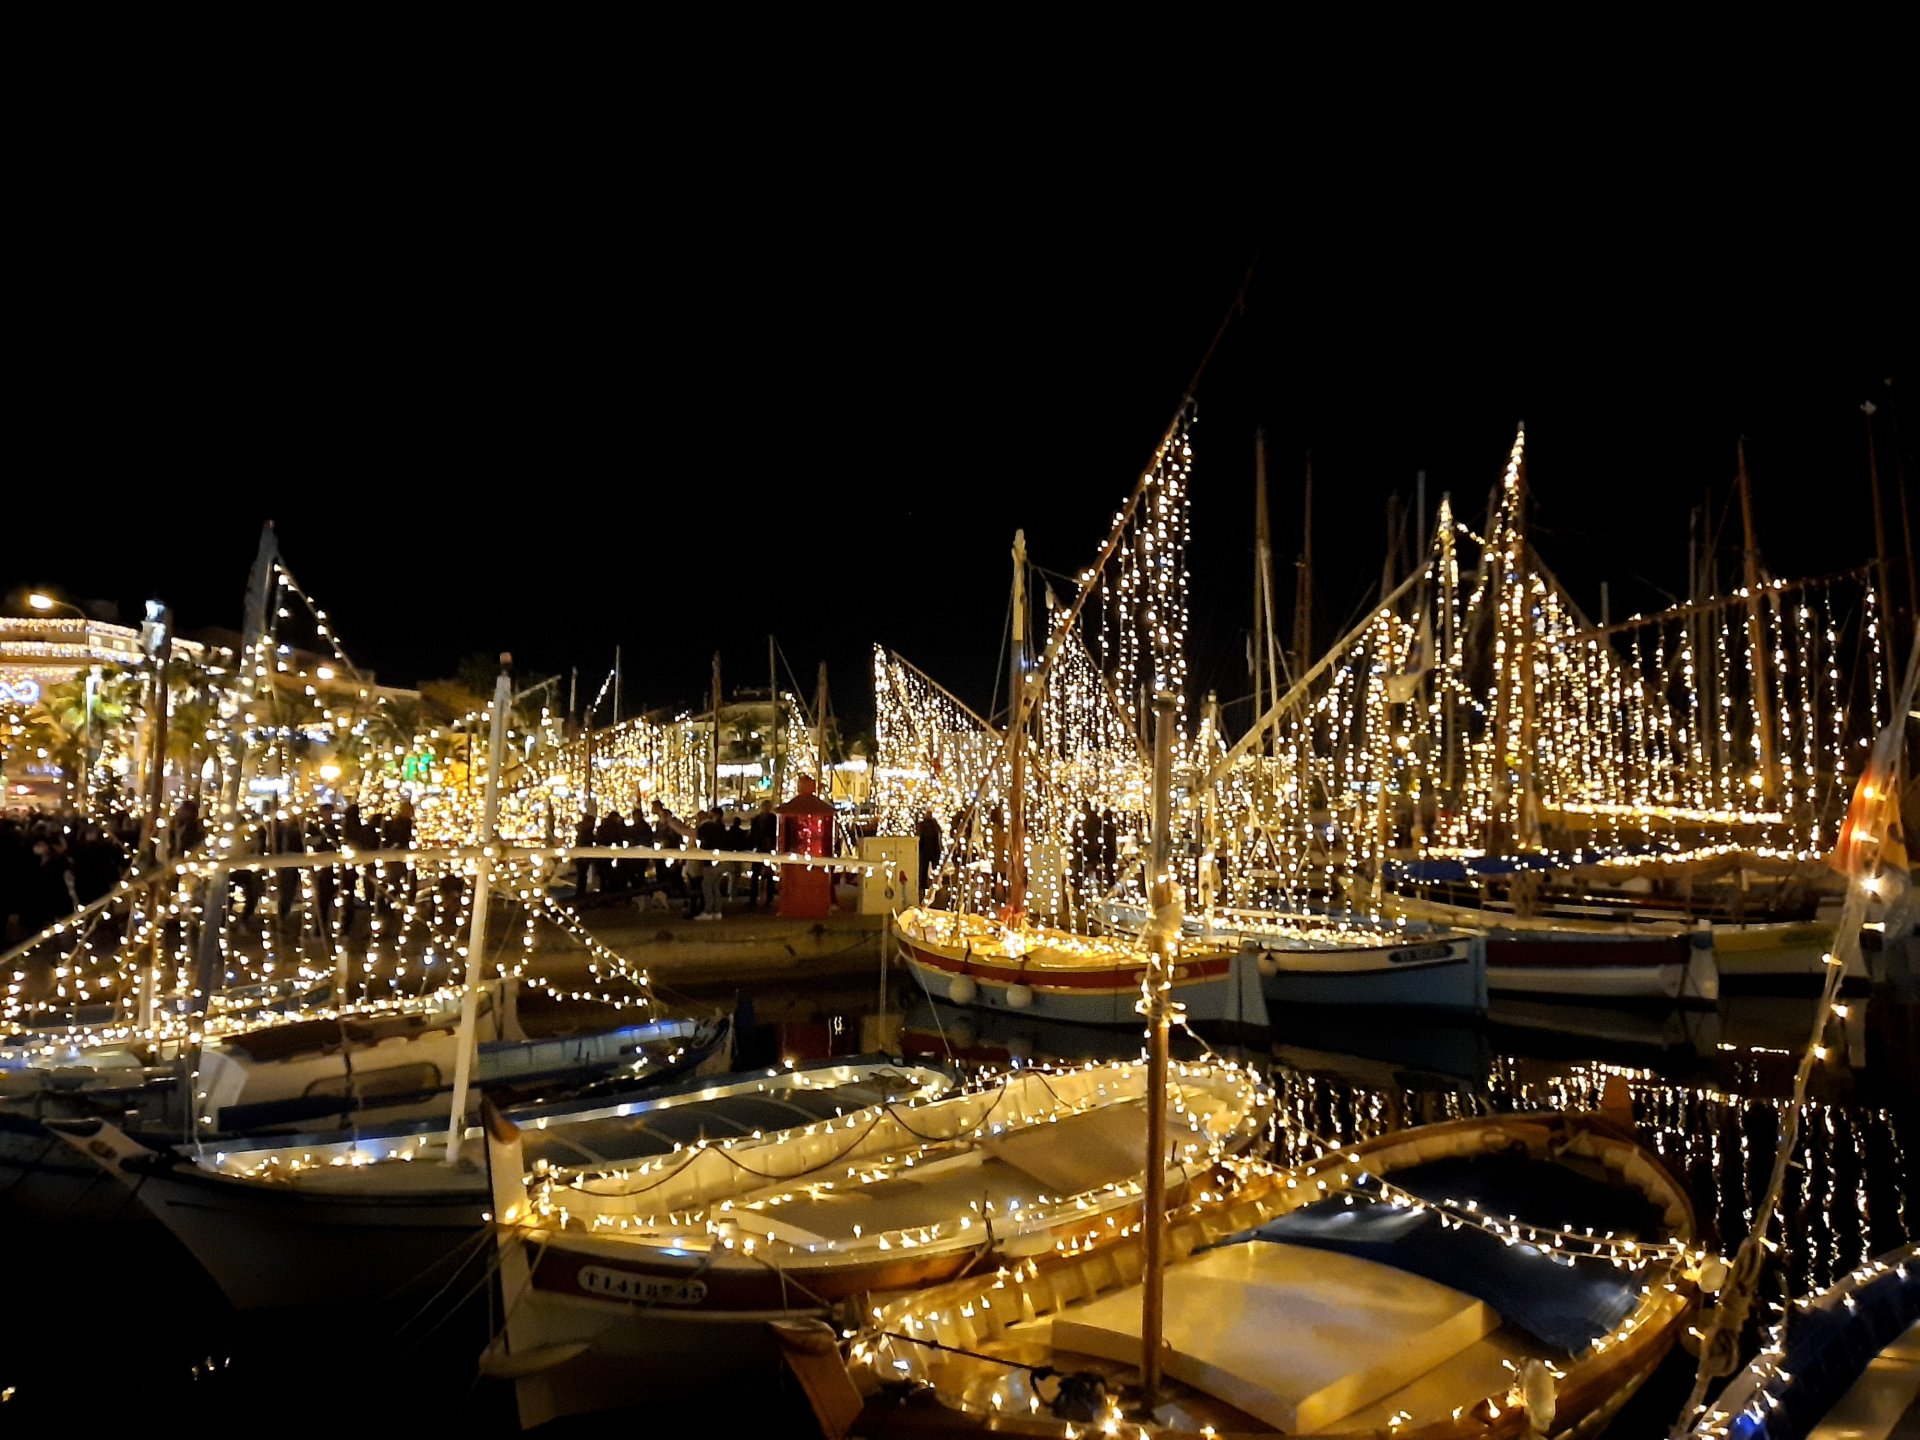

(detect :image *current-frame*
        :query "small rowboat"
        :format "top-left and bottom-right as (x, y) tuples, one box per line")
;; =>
(784, 1109), (1704, 1438)
(896, 906), (1268, 1029)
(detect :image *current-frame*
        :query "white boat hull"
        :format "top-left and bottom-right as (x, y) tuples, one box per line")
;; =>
(899, 933), (1267, 1027)
(1253, 936), (1488, 1014)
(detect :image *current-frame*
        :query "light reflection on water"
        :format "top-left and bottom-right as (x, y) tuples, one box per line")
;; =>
(9, 972), (1918, 1434)
(898, 986), (1918, 1304)
(892, 975), (1920, 1434)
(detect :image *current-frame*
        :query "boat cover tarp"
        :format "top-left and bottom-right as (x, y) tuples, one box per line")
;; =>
(1387, 846), (1676, 882)
(1232, 1154), (1653, 1353)
(1721, 1256), (1920, 1440)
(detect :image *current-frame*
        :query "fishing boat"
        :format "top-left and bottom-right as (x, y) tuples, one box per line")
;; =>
(480, 1053), (1272, 1429)
(1104, 899), (1488, 1015)
(52, 1053), (955, 1313)
(897, 995), (1190, 1070)
(1687, 1240), (1920, 1440)
(0, 995), (724, 1225)
(897, 528), (1266, 1033)
(897, 905), (1266, 1027)
(780, 1109), (1704, 1437)
(1400, 862), (1864, 993)
(1369, 884), (1721, 1005)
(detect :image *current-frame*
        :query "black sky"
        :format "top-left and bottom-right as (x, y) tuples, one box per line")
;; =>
(13, 156), (1914, 741)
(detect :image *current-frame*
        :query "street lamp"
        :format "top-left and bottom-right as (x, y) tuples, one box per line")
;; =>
(26, 591), (95, 812)
(28, 591), (84, 618)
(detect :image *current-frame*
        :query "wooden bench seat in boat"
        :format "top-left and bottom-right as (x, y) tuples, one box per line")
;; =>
(1046, 1240), (1498, 1432)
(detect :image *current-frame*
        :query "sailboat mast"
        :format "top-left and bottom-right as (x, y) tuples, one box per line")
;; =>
(1512, 442), (1538, 849)
(1440, 494), (1458, 800)
(1292, 452), (1314, 683)
(1253, 435), (1268, 728)
(1737, 440), (1778, 804)
(815, 662), (829, 798)
(1141, 688), (1176, 1401)
(1255, 433), (1284, 731)
(446, 655), (513, 1162)
(769, 635), (781, 802)
(1007, 530), (1028, 918)
(711, 651), (723, 809)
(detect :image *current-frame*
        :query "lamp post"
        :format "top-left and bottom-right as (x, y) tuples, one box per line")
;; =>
(137, 600), (174, 862)
(27, 592), (95, 812)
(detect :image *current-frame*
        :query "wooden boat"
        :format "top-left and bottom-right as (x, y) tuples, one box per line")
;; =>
(0, 986), (729, 1226)
(897, 905), (1267, 1028)
(1444, 877), (1857, 991)
(896, 525), (1264, 1035)
(1106, 900), (1487, 1015)
(1712, 917), (1863, 990)
(50, 1053), (955, 1312)
(1371, 887), (1720, 1005)
(481, 1055), (1273, 1429)
(1688, 1240), (1920, 1440)
(781, 1109), (1703, 1437)
(897, 995), (1187, 1070)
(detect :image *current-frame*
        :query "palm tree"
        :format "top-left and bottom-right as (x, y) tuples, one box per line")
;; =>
(15, 665), (138, 806)
(367, 695), (428, 755)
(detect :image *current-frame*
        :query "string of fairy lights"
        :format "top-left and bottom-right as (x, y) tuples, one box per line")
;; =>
(870, 413), (1893, 969)
(848, 1099), (1711, 1435)
(1192, 425), (1893, 921)
(872, 409), (1193, 927)
(498, 1057), (1270, 1268)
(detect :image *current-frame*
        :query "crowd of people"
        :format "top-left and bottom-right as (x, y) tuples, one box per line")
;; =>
(6, 782), (863, 954)
(0, 795), (428, 952)
(0, 803), (142, 947)
(570, 796), (780, 918)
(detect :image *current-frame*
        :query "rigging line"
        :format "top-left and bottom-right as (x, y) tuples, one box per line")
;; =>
(553, 1081), (1020, 1198)
(379, 1221), (500, 1336)
(883, 652), (998, 744)
(987, 568), (1013, 730)
(1007, 259), (1259, 751)
(774, 639), (825, 759)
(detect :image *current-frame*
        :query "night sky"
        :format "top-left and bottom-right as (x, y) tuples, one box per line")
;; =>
(14, 194), (1912, 743)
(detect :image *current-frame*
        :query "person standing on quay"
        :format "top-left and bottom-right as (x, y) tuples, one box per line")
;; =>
(723, 809), (749, 904)
(573, 801), (597, 895)
(694, 808), (727, 920)
(380, 798), (415, 914)
(652, 800), (694, 911)
(749, 799), (777, 909)
(915, 810), (943, 903)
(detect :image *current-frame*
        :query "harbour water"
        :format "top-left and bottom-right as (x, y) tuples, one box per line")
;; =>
(11, 963), (1919, 1435)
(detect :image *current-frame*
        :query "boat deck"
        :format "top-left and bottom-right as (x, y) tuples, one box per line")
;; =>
(1810, 1317), (1920, 1440)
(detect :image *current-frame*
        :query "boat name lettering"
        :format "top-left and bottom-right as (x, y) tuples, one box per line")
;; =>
(577, 1267), (709, 1305)
(1389, 943), (1458, 965)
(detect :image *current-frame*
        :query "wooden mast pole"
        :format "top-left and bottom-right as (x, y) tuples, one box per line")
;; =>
(711, 651), (723, 810)
(1141, 689), (1177, 1402)
(1253, 434), (1267, 730)
(815, 662), (829, 796)
(1007, 530), (1028, 919)
(1515, 439), (1538, 850)
(756, 641), (771, 806)
(1292, 451), (1314, 684)
(1864, 400), (1896, 667)
(445, 655), (512, 1163)
(1736, 439), (1779, 803)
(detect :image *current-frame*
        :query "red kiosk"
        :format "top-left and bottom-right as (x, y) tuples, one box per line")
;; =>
(776, 774), (836, 919)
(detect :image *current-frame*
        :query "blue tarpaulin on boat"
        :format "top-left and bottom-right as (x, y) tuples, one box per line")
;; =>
(1387, 844), (1677, 883)
(1231, 1155), (1650, 1353)
(1720, 1255), (1920, 1440)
